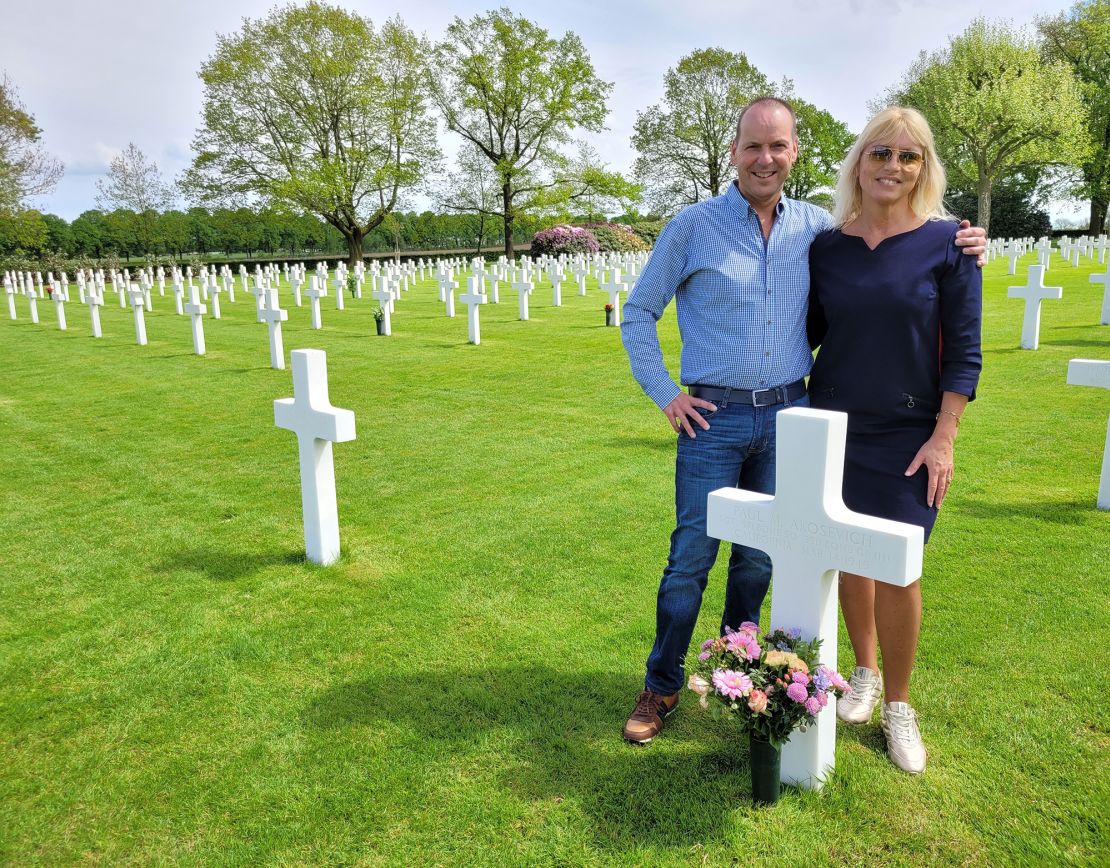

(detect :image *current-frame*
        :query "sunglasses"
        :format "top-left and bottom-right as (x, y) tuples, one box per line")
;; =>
(867, 146), (925, 166)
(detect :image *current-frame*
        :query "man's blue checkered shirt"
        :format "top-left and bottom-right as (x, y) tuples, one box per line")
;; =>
(622, 183), (833, 409)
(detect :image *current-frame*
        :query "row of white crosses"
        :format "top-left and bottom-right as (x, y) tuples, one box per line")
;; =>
(7, 248), (649, 349)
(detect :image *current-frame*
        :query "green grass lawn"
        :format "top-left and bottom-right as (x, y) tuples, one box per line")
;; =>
(1, 254), (1107, 866)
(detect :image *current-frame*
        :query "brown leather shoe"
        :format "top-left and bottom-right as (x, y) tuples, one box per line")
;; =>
(623, 689), (680, 744)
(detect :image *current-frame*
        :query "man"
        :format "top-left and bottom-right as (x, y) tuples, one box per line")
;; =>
(619, 97), (983, 744)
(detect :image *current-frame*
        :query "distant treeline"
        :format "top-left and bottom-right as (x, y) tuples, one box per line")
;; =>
(0, 207), (560, 262)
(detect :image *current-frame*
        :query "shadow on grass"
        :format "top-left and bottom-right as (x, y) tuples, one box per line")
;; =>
(302, 666), (755, 848)
(153, 546), (305, 581)
(1038, 338), (1110, 348)
(955, 496), (1093, 524)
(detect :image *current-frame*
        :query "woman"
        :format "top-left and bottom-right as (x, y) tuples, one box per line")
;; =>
(806, 106), (982, 774)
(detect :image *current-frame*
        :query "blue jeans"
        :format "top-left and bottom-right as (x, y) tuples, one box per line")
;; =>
(643, 394), (809, 696)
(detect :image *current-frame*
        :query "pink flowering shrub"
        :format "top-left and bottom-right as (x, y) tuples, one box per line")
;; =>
(587, 221), (649, 253)
(688, 625), (850, 747)
(529, 224), (600, 257)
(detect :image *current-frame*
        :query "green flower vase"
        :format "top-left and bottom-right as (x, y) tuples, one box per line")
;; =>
(749, 734), (781, 805)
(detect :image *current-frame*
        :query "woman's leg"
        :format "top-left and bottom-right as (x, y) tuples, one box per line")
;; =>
(874, 580), (922, 702)
(839, 571), (878, 671)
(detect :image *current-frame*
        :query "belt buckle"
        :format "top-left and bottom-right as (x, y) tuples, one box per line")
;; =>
(751, 387), (778, 407)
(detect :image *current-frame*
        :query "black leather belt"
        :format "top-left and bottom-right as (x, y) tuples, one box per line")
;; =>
(688, 380), (807, 408)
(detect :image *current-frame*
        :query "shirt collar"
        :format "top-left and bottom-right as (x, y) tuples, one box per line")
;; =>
(727, 180), (788, 221)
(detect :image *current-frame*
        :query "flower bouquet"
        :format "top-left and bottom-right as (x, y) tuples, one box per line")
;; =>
(604, 302), (615, 326)
(688, 623), (850, 804)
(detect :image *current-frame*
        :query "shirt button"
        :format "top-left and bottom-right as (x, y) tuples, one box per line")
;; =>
(764, 352), (771, 357)
(767, 319), (772, 324)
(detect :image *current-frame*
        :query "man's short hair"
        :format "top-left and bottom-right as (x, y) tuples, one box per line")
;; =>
(735, 96), (798, 140)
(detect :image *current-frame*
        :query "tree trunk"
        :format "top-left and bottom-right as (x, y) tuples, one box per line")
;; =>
(1090, 197), (1108, 235)
(344, 227), (364, 267)
(977, 172), (992, 239)
(502, 179), (515, 260)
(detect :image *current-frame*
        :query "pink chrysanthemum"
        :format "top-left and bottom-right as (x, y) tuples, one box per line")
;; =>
(712, 669), (753, 700)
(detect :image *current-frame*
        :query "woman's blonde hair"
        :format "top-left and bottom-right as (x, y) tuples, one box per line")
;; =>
(832, 106), (952, 226)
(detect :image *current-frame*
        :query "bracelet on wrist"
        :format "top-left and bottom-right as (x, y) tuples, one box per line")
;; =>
(936, 409), (961, 427)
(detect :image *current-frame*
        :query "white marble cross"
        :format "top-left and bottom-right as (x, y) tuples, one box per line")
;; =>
(25, 284), (40, 323)
(274, 349), (356, 565)
(461, 277), (486, 345)
(305, 277), (326, 329)
(51, 287), (67, 330)
(443, 277), (457, 318)
(1036, 238), (1053, 270)
(572, 263), (588, 296)
(6, 274), (18, 320)
(184, 284), (207, 355)
(260, 287), (288, 369)
(1006, 242), (1022, 275)
(512, 276), (532, 321)
(549, 264), (564, 307)
(128, 284), (148, 345)
(249, 280), (268, 323)
(487, 266), (500, 304)
(706, 407), (923, 789)
(290, 272), (303, 307)
(1089, 261), (1110, 326)
(371, 286), (393, 335)
(1067, 359), (1110, 510)
(85, 288), (104, 338)
(601, 269), (625, 327)
(1008, 265), (1062, 350)
(172, 277), (185, 316)
(334, 271), (346, 310)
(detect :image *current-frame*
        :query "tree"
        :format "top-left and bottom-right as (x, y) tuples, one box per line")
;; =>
(428, 9), (613, 258)
(0, 208), (47, 254)
(630, 49), (852, 216)
(41, 213), (74, 255)
(95, 142), (175, 213)
(631, 48), (773, 215)
(1038, 1), (1110, 233)
(0, 74), (62, 213)
(890, 18), (1088, 236)
(783, 97), (855, 202)
(71, 210), (108, 257)
(945, 179), (1052, 238)
(184, 2), (439, 265)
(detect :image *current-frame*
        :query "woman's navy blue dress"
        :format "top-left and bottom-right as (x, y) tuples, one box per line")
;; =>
(807, 220), (982, 541)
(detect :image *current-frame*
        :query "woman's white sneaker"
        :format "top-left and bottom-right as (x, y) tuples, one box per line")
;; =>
(881, 701), (927, 774)
(836, 666), (883, 724)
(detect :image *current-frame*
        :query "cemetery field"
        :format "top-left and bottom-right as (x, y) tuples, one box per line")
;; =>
(1, 259), (1108, 867)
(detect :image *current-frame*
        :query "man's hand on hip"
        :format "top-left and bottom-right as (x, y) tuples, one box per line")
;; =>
(664, 393), (717, 438)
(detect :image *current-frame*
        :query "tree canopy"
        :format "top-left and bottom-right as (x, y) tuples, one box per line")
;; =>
(1038, 0), (1110, 232)
(891, 18), (1089, 236)
(631, 48), (772, 215)
(630, 49), (852, 215)
(428, 8), (627, 258)
(183, 1), (439, 264)
(0, 74), (62, 214)
(95, 142), (175, 213)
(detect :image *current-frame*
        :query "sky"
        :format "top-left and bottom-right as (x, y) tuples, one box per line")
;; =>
(4, 0), (1084, 222)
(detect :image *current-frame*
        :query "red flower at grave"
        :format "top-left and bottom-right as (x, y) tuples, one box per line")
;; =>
(604, 303), (614, 312)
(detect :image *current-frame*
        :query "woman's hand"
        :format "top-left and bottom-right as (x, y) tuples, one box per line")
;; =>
(905, 433), (955, 508)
